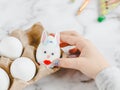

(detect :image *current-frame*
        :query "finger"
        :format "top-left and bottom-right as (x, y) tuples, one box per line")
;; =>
(60, 34), (79, 45)
(60, 31), (80, 36)
(60, 34), (87, 51)
(58, 57), (86, 70)
(60, 31), (86, 48)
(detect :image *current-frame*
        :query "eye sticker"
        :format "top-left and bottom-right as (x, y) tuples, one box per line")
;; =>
(44, 51), (47, 54)
(51, 53), (54, 55)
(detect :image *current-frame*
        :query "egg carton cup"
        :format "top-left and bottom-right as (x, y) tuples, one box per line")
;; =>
(0, 23), (66, 90)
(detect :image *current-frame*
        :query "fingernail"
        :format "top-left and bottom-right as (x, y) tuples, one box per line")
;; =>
(53, 59), (60, 66)
(49, 59), (60, 69)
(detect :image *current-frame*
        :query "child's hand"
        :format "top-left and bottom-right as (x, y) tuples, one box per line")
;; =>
(57, 31), (110, 79)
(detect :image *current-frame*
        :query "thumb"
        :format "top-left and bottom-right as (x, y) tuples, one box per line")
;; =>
(57, 57), (85, 70)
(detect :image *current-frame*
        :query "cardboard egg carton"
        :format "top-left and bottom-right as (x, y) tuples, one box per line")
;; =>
(0, 23), (66, 90)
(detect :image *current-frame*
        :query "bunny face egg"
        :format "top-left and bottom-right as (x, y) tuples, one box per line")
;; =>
(37, 36), (61, 65)
(0, 68), (10, 90)
(36, 31), (61, 67)
(0, 36), (23, 59)
(10, 57), (36, 81)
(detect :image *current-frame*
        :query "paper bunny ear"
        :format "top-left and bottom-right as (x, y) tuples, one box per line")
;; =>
(55, 33), (60, 44)
(41, 30), (48, 43)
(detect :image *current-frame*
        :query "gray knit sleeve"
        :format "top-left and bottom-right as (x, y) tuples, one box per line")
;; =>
(95, 67), (120, 90)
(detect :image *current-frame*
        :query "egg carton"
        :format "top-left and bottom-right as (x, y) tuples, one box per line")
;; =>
(0, 23), (66, 90)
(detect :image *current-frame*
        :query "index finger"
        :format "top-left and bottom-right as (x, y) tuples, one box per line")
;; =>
(60, 34), (87, 51)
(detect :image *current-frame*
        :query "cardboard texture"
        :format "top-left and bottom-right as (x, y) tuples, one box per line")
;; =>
(0, 23), (66, 90)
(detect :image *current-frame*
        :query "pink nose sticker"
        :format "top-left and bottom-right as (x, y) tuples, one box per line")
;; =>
(44, 60), (52, 65)
(47, 55), (50, 59)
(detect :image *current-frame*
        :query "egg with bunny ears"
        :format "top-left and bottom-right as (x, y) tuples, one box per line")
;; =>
(36, 31), (61, 68)
(0, 36), (23, 59)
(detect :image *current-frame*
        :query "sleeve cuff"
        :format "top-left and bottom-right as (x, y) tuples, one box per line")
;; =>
(95, 66), (120, 90)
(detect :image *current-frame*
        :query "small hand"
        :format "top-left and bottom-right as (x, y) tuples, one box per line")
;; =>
(54, 31), (110, 79)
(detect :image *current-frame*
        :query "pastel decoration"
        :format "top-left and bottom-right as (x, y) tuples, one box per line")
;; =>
(0, 36), (23, 59)
(36, 31), (61, 68)
(0, 68), (10, 90)
(10, 57), (36, 81)
(98, 0), (120, 22)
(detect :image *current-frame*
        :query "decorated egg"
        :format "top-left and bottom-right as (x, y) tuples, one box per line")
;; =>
(0, 68), (10, 90)
(0, 36), (23, 59)
(36, 31), (61, 68)
(10, 57), (36, 81)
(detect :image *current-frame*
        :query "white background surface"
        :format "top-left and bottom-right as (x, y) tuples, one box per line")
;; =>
(0, 0), (120, 90)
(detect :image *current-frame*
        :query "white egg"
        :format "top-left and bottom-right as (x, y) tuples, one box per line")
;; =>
(10, 57), (36, 81)
(0, 36), (23, 59)
(0, 68), (10, 90)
